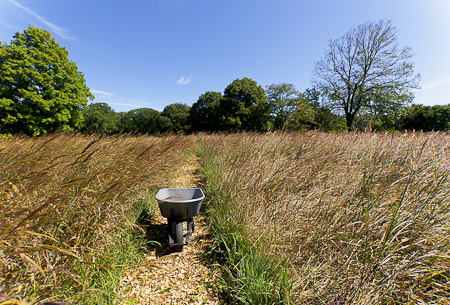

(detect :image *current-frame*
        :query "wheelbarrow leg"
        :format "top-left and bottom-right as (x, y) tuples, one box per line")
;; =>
(173, 220), (184, 252)
(167, 218), (184, 252)
(167, 218), (175, 245)
(185, 217), (194, 244)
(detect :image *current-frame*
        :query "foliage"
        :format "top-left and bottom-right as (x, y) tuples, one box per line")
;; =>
(0, 26), (93, 136)
(264, 84), (348, 131)
(282, 99), (316, 131)
(301, 87), (345, 131)
(313, 106), (347, 131)
(396, 104), (450, 131)
(189, 78), (271, 132)
(189, 91), (223, 132)
(313, 20), (419, 131)
(265, 83), (301, 130)
(157, 115), (173, 133)
(79, 102), (120, 134)
(160, 103), (191, 133)
(221, 78), (270, 131)
(120, 107), (160, 134)
(197, 131), (450, 304)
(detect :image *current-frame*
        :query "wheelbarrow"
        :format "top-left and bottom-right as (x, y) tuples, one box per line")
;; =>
(155, 188), (205, 252)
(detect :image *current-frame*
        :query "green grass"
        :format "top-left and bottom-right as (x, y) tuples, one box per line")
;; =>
(197, 136), (294, 304)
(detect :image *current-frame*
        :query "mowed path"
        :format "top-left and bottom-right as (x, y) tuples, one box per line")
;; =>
(118, 152), (220, 304)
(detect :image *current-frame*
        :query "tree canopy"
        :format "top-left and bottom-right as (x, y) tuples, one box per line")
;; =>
(221, 78), (270, 131)
(0, 26), (93, 136)
(189, 91), (223, 132)
(396, 104), (450, 131)
(188, 78), (271, 132)
(120, 108), (160, 134)
(265, 83), (300, 130)
(312, 20), (419, 131)
(80, 103), (120, 134)
(160, 103), (190, 133)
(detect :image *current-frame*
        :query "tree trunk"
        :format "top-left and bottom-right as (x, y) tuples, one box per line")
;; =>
(346, 112), (353, 132)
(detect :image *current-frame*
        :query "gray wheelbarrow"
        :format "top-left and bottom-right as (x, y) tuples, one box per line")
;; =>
(155, 188), (205, 252)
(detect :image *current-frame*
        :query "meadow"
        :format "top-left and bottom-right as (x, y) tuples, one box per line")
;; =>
(197, 131), (450, 304)
(1, 131), (449, 304)
(0, 133), (193, 303)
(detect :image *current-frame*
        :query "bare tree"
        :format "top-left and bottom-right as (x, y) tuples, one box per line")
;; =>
(312, 20), (420, 131)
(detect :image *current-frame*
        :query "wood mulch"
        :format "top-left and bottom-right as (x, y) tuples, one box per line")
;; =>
(118, 154), (221, 305)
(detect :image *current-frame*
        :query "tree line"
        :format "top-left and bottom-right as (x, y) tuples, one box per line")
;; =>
(79, 82), (450, 135)
(1, 23), (449, 137)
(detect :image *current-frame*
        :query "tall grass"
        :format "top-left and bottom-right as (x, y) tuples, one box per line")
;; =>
(196, 131), (450, 304)
(198, 134), (294, 304)
(0, 133), (193, 303)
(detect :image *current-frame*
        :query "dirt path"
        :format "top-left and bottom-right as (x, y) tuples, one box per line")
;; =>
(118, 153), (221, 304)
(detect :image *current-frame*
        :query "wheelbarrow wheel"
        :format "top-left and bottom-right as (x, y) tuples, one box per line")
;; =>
(173, 221), (184, 252)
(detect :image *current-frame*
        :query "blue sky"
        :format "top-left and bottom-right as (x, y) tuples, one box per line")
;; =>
(1, 0), (449, 112)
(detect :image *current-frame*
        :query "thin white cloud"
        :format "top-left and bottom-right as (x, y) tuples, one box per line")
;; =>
(107, 101), (143, 108)
(0, 20), (20, 42)
(92, 89), (115, 98)
(0, 19), (20, 32)
(8, 0), (73, 40)
(176, 76), (192, 85)
(421, 78), (450, 91)
(127, 99), (148, 105)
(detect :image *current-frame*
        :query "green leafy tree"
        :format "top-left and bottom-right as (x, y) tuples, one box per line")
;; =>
(303, 87), (347, 131)
(157, 115), (173, 132)
(80, 103), (120, 134)
(265, 83), (300, 130)
(222, 78), (270, 131)
(354, 88), (412, 131)
(0, 26), (93, 136)
(265, 83), (319, 131)
(160, 103), (190, 132)
(312, 20), (419, 131)
(283, 101), (317, 131)
(120, 108), (160, 134)
(397, 104), (450, 131)
(189, 91), (223, 131)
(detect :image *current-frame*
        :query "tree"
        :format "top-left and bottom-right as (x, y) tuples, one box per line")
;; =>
(222, 78), (270, 131)
(189, 78), (271, 132)
(160, 103), (190, 132)
(301, 87), (348, 131)
(189, 91), (223, 131)
(80, 103), (120, 134)
(265, 83), (300, 130)
(283, 100), (316, 131)
(157, 115), (173, 132)
(354, 88), (412, 130)
(0, 26), (93, 136)
(312, 20), (419, 131)
(120, 108), (160, 134)
(265, 83), (317, 130)
(397, 104), (450, 131)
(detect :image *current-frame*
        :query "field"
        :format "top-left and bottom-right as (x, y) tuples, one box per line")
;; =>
(0, 133), (194, 303)
(197, 131), (450, 304)
(1, 131), (450, 304)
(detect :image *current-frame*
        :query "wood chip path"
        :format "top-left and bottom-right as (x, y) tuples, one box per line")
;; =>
(118, 154), (221, 305)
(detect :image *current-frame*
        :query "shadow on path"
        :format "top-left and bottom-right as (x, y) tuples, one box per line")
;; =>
(136, 210), (178, 257)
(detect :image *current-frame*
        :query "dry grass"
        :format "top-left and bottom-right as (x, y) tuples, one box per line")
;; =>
(0, 133), (194, 303)
(197, 131), (450, 304)
(3, 131), (449, 304)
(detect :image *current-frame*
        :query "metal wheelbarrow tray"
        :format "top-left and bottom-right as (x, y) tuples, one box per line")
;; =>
(155, 188), (205, 252)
